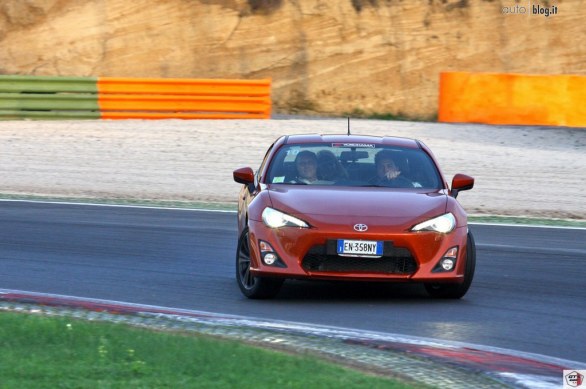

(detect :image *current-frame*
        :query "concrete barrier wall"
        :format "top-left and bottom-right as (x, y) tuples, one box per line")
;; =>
(438, 72), (586, 128)
(0, 75), (271, 120)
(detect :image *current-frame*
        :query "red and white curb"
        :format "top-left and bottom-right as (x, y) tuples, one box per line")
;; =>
(1, 289), (583, 388)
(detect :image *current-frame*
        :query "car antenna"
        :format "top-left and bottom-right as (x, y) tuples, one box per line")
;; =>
(347, 117), (351, 135)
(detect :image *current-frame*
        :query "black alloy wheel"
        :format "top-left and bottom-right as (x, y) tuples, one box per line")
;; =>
(236, 227), (283, 299)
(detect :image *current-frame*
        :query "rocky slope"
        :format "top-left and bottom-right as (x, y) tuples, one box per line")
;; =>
(0, 0), (584, 117)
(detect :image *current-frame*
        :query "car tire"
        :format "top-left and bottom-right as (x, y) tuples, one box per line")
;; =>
(236, 227), (283, 299)
(424, 231), (476, 299)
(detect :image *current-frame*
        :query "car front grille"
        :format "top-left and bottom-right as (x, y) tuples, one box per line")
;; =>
(301, 242), (417, 275)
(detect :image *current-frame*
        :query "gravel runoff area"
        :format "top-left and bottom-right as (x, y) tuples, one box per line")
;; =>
(1, 119), (584, 220)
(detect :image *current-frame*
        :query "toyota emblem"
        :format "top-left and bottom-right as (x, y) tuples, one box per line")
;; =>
(353, 224), (368, 232)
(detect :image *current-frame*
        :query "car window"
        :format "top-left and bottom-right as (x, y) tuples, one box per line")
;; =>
(256, 142), (274, 183)
(265, 143), (442, 189)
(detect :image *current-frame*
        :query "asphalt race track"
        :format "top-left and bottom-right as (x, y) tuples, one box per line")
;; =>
(1, 200), (585, 364)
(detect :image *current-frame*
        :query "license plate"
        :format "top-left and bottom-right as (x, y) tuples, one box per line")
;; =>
(337, 240), (383, 257)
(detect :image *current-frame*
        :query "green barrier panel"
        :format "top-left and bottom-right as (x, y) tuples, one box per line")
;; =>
(0, 93), (99, 110)
(0, 75), (98, 93)
(0, 76), (99, 119)
(0, 110), (100, 120)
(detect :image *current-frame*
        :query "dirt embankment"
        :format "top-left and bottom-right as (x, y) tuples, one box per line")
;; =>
(1, 0), (584, 117)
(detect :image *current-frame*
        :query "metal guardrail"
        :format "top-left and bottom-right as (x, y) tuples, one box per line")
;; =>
(0, 75), (271, 120)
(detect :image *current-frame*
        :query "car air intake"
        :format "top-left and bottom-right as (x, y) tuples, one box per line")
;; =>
(302, 243), (417, 274)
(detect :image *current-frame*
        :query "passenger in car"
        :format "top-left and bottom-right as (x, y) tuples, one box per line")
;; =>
(317, 150), (348, 181)
(292, 150), (318, 184)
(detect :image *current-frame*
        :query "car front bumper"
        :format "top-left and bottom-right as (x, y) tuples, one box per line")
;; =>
(248, 219), (469, 283)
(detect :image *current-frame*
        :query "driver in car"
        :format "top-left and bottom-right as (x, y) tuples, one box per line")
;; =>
(370, 150), (413, 187)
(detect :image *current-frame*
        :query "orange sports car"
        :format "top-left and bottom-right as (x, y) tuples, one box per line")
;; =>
(233, 134), (475, 299)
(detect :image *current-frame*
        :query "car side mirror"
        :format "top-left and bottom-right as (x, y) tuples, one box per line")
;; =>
(233, 167), (255, 185)
(451, 174), (474, 198)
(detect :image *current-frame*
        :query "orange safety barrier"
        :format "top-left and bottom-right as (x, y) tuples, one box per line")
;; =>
(438, 72), (586, 128)
(97, 77), (271, 119)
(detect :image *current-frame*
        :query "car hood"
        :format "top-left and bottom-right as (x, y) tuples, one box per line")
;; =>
(266, 185), (447, 221)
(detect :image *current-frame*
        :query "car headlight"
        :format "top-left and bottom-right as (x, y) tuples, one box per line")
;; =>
(411, 213), (456, 233)
(262, 207), (309, 229)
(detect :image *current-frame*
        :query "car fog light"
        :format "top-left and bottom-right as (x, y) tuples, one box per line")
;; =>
(432, 246), (459, 273)
(263, 253), (277, 265)
(441, 258), (455, 271)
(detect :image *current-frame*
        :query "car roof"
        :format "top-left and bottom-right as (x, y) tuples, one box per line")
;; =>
(283, 134), (421, 149)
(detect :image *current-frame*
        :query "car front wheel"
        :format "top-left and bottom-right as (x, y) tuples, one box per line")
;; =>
(236, 227), (283, 299)
(424, 231), (476, 299)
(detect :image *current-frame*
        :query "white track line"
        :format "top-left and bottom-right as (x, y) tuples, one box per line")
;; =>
(2, 199), (585, 229)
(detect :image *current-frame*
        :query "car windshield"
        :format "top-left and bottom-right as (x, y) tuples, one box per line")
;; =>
(266, 143), (442, 189)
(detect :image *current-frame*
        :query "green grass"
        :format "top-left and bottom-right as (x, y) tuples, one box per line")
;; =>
(0, 311), (412, 389)
(0, 193), (236, 211)
(468, 215), (586, 228)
